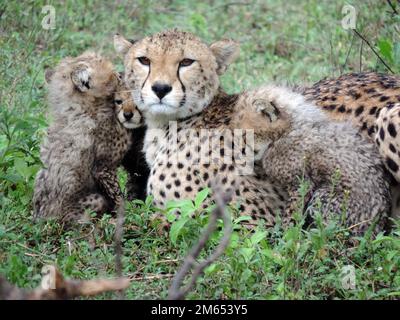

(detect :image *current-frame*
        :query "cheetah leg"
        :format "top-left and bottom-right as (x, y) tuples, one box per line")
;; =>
(60, 193), (109, 227)
(375, 104), (400, 221)
(93, 167), (124, 211)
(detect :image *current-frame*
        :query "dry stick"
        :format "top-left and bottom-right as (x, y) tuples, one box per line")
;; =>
(168, 187), (232, 300)
(114, 200), (126, 299)
(353, 29), (394, 74)
(129, 274), (175, 281)
(359, 38), (364, 73)
(0, 267), (130, 300)
(387, 0), (399, 15)
(341, 32), (356, 73)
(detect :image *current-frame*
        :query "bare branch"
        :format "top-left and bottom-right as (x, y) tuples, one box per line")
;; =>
(168, 185), (233, 300)
(114, 200), (126, 298)
(353, 29), (394, 74)
(387, 0), (399, 15)
(341, 32), (356, 74)
(0, 267), (130, 300)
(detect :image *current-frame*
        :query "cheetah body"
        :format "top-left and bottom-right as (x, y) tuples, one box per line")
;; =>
(144, 92), (287, 225)
(303, 72), (400, 182)
(235, 85), (390, 233)
(115, 30), (286, 225)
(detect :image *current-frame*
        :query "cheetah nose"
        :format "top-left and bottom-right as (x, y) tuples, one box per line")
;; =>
(151, 82), (172, 100)
(123, 111), (133, 120)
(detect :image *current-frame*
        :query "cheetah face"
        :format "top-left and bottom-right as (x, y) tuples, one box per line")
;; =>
(114, 30), (239, 123)
(231, 94), (291, 161)
(114, 89), (143, 129)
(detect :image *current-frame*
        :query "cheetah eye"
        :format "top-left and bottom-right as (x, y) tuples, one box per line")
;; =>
(114, 99), (123, 105)
(137, 57), (150, 66)
(179, 58), (195, 67)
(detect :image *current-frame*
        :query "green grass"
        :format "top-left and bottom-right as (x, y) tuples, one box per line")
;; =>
(1, 0), (400, 299)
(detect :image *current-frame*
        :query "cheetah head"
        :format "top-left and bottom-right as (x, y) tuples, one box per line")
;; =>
(114, 29), (239, 124)
(231, 95), (291, 161)
(114, 77), (143, 129)
(45, 52), (119, 100)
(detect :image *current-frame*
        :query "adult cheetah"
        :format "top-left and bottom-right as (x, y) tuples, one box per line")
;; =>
(114, 30), (288, 227)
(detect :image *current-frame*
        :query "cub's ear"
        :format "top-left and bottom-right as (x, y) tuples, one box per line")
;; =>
(114, 34), (135, 56)
(71, 63), (91, 92)
(44, 68), (54, 84)
(209, 39), (240, 75)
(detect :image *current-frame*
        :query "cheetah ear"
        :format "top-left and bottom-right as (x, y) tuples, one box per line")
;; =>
(71, 63), (91, 92)
(44, 68), (54, 84)
(114, 34), (135, 56)
(209, 39), (240, 75)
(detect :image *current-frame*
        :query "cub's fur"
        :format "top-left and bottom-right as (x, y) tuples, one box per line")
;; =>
(232, 85), (391, 234)
(33, 52), (143, 225)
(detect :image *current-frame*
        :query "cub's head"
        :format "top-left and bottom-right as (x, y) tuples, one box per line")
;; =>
(231, 96), (290, 160)
(114, 76), (143, 129)
(114, 29), (239, 122)
(45, 52), (119, 102)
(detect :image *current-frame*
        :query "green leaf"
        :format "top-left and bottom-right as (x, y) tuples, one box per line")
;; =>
(0, 225), (5, 238)
(165, 211), (177, 223)
(13, 158), (30, 179)
(233, 216), (252, 224)
(393, 42), (400, 69)
(194, 187), (210, 208)
(240, 268), (253, 282)
(145, 195), (154, 206)
(204, 264), (218, 275)
(170, 216), (190, 245)
(377, 39), (393, 64)
(239, 247), (255, 263)
(250, 230), (267, 245)
(229, 232), (240, 249)
(0, 173), (23, 184)
(13, 119), (31, 132)
(167, 199), (195, 217)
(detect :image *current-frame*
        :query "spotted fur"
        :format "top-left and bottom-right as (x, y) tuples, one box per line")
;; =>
(235, 85), (390, 234)
(115, 30), (287, 227)
(33, 52), (143, 226)
(302, 72), (400, 181)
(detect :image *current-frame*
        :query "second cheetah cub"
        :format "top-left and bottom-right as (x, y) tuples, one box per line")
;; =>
(33, 52), (143, 226)
(231, 85), (391, 235)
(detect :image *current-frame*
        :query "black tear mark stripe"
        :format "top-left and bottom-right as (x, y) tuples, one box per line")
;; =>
(177, 66), (186, 108)
(140, 64), (151, 103)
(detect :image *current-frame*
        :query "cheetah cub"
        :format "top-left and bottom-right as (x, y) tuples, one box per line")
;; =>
(231, 85), (391, 234)
(33, 52), (143, 226)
